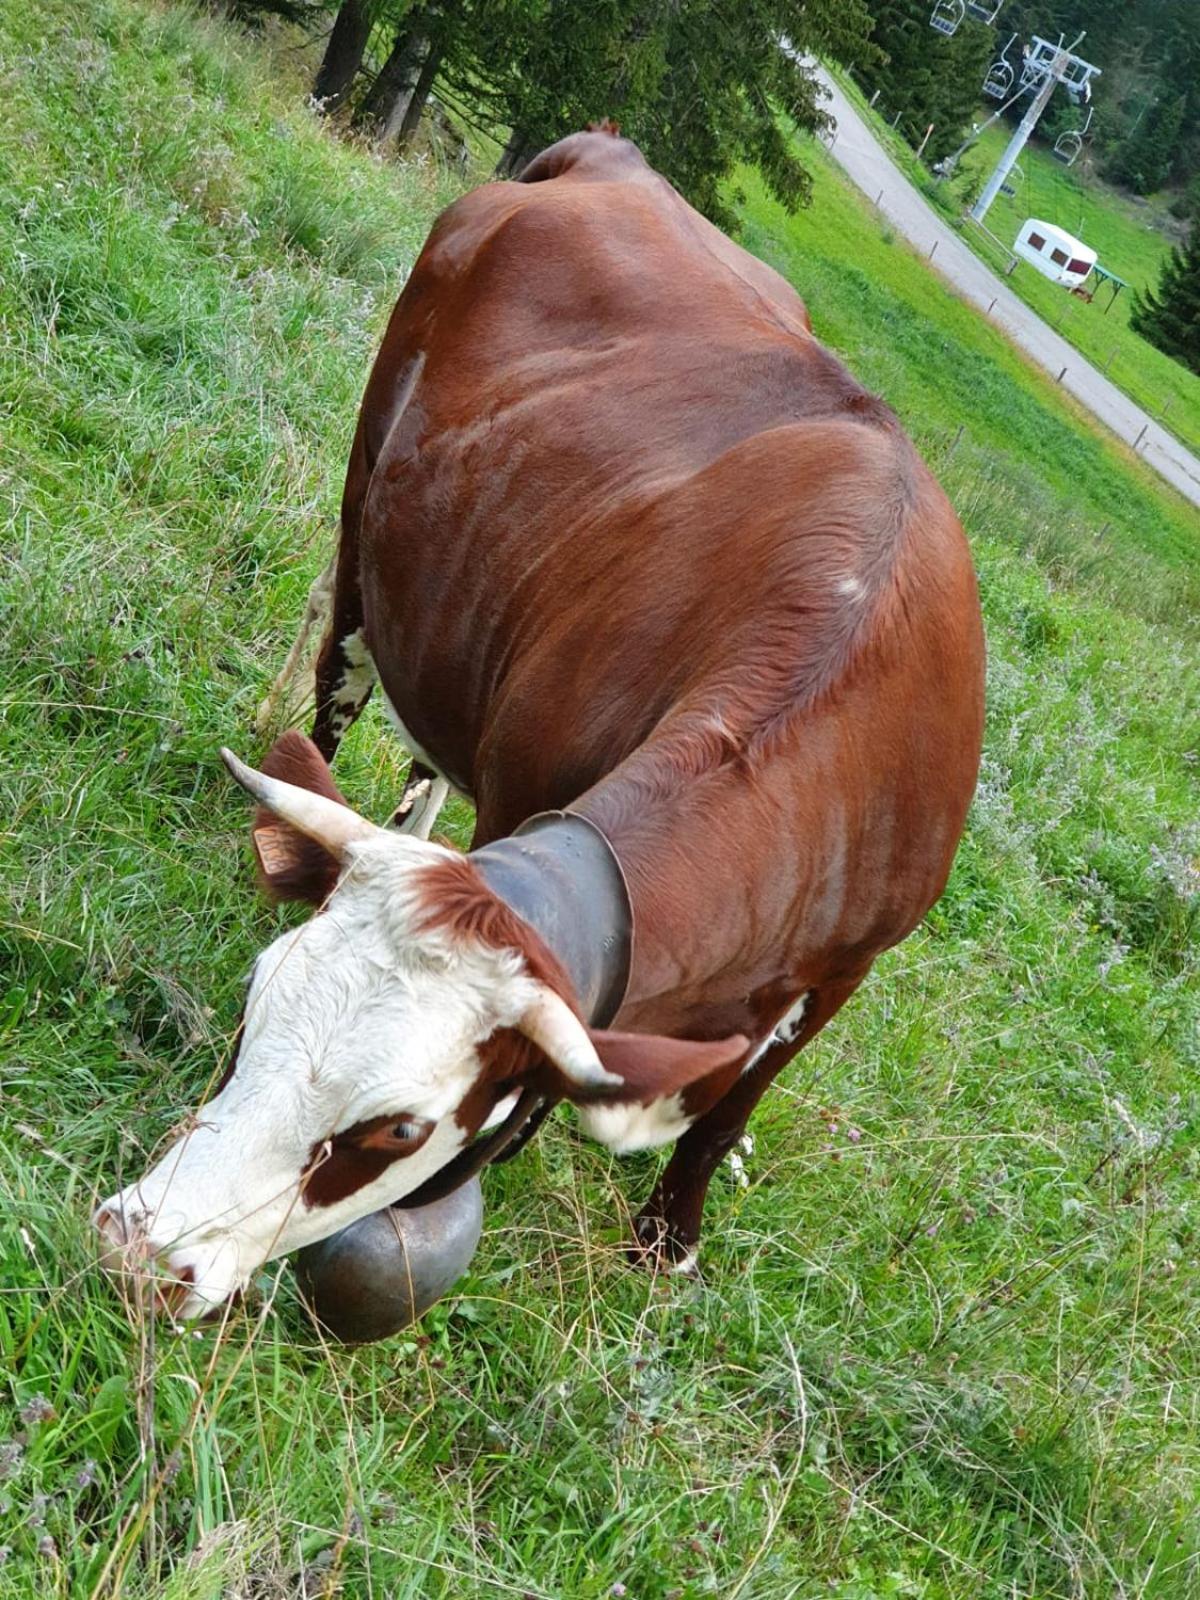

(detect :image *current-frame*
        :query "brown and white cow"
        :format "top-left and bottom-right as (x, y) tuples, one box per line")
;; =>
(96, 127), (984, 1319)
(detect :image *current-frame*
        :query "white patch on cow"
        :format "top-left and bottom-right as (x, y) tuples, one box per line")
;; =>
(94, 831), (548, 1320)
(481, 1091), (519, 1132)
(380, 690), (443, 774)
(837, 575), (864, 599)
(380, 691), (462, 836)
(744, 992), (810, 1071)
(330, 630), (377, 739)
(671, 1249), (700, 1278)
(576, 1091), (695, 1155)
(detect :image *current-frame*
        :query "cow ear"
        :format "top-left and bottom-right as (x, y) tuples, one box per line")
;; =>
(552, 1028), (749, 1118)
(248, 732), (350, 905)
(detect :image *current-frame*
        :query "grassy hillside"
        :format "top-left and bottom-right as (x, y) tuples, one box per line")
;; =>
(2, 3), (1197, 1598)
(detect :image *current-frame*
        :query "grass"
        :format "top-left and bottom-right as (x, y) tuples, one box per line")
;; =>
(1, 1), (1198, 1596)
(828, 67), (1200, 458)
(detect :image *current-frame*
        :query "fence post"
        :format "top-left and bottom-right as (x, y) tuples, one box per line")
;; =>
(915, 123), (935, 161)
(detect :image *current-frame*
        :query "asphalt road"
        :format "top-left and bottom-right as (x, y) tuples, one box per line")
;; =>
(814, 67), (1200, 510)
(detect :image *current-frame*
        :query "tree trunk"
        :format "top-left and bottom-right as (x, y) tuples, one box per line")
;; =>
(312, 0), (375, 114)
(355, 28), (430, 146)
(395, 39), (444, 149)
(494, 127), (538, 179)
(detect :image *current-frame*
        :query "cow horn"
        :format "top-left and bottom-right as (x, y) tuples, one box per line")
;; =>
(220, 748), (382, 859)
(518, 988), (623, 1091)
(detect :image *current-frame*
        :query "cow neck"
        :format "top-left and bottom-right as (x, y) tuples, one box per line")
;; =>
(471, 811), (633, 1028)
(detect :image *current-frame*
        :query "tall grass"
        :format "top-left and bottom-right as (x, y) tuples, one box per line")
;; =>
(1, 2), (1197, 1596)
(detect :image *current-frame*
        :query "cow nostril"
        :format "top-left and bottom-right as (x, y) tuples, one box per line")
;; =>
(151, 1263), (196, 1317)
(94, 1204), (135, 1273)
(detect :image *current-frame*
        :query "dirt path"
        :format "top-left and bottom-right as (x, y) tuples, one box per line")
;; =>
(815, 67), (1200, 510)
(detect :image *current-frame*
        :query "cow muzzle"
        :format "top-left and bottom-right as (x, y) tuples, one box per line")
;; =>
(93, 1199), (240, 1321)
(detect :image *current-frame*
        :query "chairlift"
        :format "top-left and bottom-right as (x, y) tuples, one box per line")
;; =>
(983, 61), (1013, 98)
(965, 0), (1004, 20)
(929, 0), (965, 37)
(999, 162), (1024, 198)
(1053, 106), (1092, 167)
(983, 32), (1018, 99)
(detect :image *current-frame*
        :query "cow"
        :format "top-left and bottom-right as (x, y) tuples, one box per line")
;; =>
(95, 126), (984, 1321)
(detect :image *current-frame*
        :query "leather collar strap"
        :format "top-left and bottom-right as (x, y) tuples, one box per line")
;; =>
(396, 812), (633, 1210)
(398, 1088), (546, 1209)
(472, 810), (633, 1028)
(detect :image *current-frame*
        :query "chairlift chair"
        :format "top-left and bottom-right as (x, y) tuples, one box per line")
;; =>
(965, 0), (1003, 20)
(998, 162), (1023, 198)
(983, 59), (1014, 98)
(1052, 107), (1092, 167)
(929, 0), (965, 37)
(983, 33), (1018, 101)
(1053, 132), (1082, 166)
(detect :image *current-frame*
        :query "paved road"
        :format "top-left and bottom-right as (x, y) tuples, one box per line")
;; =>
(814, 67), (1200, 510)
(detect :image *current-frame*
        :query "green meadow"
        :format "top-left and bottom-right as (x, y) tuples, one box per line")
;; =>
(1, 2), (1197, 1597)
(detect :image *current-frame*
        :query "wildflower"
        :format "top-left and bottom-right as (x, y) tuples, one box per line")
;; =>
(18, 1396), (55, 1426)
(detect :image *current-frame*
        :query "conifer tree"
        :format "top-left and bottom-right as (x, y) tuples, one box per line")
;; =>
(1105, 93), (1186, 195)
(1130, 228), (1200, 375)
(854, 0), (991, 165)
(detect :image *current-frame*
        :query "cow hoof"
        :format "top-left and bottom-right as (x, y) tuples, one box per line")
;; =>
(628, 1214), (701, 1278)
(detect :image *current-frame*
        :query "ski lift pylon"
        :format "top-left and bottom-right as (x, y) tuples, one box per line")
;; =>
(929, 0), (965, 37)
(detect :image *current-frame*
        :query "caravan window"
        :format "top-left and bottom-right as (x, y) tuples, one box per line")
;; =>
(1050, 247), (1069, 266)
(1028, 231), (1046, 250)
(1068, 257), (1091, 275)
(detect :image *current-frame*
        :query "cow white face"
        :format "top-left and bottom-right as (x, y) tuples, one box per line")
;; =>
(95, 736), (748, 1321)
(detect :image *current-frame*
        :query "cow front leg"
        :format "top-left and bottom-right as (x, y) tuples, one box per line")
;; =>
(632, 979), (864, 1269)
(389, 761), (451, 840)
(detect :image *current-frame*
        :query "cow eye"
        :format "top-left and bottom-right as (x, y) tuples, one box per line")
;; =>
(390, 1118), (423, 1143)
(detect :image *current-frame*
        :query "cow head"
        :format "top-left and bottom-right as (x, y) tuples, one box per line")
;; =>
(95, 734), (747, 1320)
